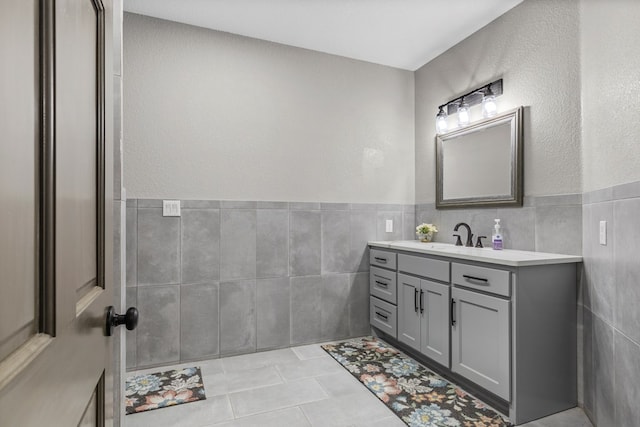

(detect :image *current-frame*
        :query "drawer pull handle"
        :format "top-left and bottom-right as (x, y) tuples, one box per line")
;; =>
(463, 274), (488, 283)
(420, 289), (424, 314)
(375, 311), (388, 321)
(375, 280), (388, 287)
(451, 299), (456, 326)
(414, 288), (418, 313)
(374, 257), (388, 264)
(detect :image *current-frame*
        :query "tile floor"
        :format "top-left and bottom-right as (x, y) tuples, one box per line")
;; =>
(125, 341), (594, 427)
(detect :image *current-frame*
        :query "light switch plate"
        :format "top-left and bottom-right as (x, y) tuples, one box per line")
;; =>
(385, 219), (393, 233)
(599, 220), (607, 245)
(163, 200), (181, 217)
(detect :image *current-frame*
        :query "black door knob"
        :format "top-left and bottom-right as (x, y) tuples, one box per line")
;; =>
(105, 306), (138, 336)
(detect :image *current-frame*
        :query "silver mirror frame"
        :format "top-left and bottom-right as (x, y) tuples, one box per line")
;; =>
(436, 106), (524, 209)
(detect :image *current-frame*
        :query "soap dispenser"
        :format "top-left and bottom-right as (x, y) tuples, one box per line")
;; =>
(492, 219), (503, 250)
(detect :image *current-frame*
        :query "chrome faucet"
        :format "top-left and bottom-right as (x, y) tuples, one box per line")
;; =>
(453, 222), (474, 247)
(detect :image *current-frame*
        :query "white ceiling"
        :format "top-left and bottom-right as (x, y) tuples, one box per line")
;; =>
(123, 0), (524, 71)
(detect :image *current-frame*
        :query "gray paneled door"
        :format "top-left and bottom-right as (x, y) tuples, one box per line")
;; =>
(0, 0), (114, 426)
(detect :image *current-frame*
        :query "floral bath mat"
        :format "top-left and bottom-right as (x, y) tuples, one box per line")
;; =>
(125, 367), (206, 415)
(322, 337), (512, 427)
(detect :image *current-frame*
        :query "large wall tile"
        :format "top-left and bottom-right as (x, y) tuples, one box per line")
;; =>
(582, 309), (594, 418)
(322, 210), (351, 274)
(349, 272), (370, 337)
(290, 276), (322, 345)
(137, 208), (180, 285)
(181, 209), (220, 284)
(125, 287), (137, 370)
(496, 207), (535, 251)
(256, 277), (290, 350)
(614, 332), (640, 426)
(321, 274), (350, 340)
(349, 210), (377, 273)
(592, 314), (615, 427)
(220, 209), (256, 280)
(180, 283), (219, 360)
(436, 208), (498, 246)
(376, 211), (403, 241)
(136, 285), (180, 367)
(126, 206), (137, 286)
(535, 204), (582, 255)
(256, 209), (289, 278)
(403, 212), (416, 241)
(289, 211), (321, 276)
(613, 198), (640, 343)
(582, 202), (615, 324)
(220, 280), (256, 355)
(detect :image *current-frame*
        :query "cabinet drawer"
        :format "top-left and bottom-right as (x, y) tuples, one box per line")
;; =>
(398, 254), (449, 282)
(370, 266), (397, 304)
(452, 263), (510, 297)
(370, 248), (397, 270)
(370, 296), (397, 338)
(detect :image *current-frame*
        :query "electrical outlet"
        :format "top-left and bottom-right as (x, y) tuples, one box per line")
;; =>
(385, 219), (393, 233)
(163, 200), (181, 217)
(599, 220), (607, 245)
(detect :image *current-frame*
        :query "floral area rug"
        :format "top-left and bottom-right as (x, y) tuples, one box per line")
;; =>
(322, 337), (512, 427)
(125, 367), (206, 415)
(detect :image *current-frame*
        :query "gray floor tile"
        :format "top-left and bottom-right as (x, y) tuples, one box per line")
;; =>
(352, 416), (406, 427)
(229, 378), (328, 417)
(207, 407), (311, 427)
(203, 366), (283, 396)
(221, 348), (300, 373)
(314, 372), (367, 397)
(300, 390), (395, 427)
(520, 407), (593, 427)
(291, 344), (332, 360)
(125, 395), (233, 427)
(275, 357), (344, 381)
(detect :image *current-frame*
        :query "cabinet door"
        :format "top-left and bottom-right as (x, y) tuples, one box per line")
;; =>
(397, 273), (421, 351)
(451, 287), (510, 400)
(420, 280), (450, 368)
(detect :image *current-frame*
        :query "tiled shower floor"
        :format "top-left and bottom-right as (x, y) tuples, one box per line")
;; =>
(124, 341), (593, 427)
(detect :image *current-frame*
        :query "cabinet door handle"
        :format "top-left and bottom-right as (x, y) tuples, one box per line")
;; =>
(463, 274), (488, 283)
(451, 298), (456, 326)
(419, 289), (424, 314)
(375, 311), (388, 321)
(375, 280), (388, 287)
(374, 257), (387, 264)
(414, 288), (418, 313)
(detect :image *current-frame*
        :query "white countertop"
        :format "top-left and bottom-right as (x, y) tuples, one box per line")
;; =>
(368, 240), (582, 267)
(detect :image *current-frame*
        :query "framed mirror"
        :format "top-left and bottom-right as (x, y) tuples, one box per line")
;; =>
(436, 107), (523, 209)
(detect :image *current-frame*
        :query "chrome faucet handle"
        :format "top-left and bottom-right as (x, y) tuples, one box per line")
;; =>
(475, 236), (487, 248)
(453, 234), (463, 246)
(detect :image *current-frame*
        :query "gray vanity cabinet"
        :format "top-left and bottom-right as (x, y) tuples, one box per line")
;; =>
(369, 242), (581, 425)
(451, 286), (510, 400)
(398, 273), (451, 368)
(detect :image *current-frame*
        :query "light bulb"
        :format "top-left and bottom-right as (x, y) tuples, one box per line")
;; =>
(482, 94), (497, 118)
(436, 107), (448, 134)
(458, 101), (470, 127)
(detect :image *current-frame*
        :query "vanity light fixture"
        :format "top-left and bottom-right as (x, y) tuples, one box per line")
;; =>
(457, 99), (470, 127)
(436, 106), (448, 134)
(435, 78), (503, 134)
(482, 85), (497, 118)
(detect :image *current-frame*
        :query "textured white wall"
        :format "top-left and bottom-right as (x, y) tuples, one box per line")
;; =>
(123, 13), (415, 203)
(414, 0), (581, 203)
(581, 0), (640, 192)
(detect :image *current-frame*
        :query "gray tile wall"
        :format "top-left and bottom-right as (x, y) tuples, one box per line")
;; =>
(416, 194), (583, 254)
(127, 195), (590, 373)
(126, 200), (416, 370)
(581, 180), (640, 426)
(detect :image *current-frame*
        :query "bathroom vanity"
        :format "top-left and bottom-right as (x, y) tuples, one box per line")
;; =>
(368, 241), (582, 425)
